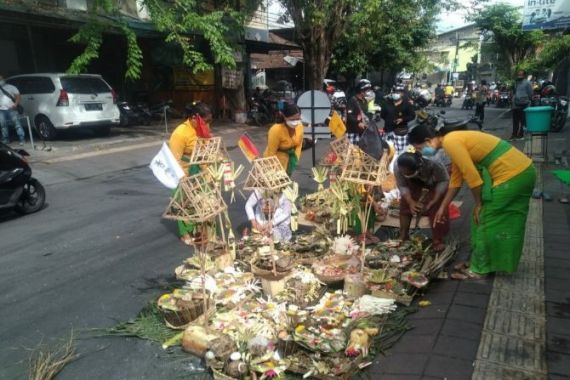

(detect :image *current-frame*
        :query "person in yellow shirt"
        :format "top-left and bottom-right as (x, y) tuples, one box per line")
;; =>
(444, 83), (455, 97)
(409, 124), (535, 279)
(263, 103), (304, 176)
(168, 101), (213, 244)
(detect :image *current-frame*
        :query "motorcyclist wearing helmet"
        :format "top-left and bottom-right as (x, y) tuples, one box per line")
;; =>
(381, 85), (416, 155)
(346, 81), (372, 143)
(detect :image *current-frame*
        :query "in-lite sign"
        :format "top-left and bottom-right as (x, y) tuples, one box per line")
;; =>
(523, 0), (570, 30)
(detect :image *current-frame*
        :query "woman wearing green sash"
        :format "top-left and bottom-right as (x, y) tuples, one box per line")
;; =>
(169, 102), (213, 245)
(263, 103), (304, 176)
(409, 125), (535, 279)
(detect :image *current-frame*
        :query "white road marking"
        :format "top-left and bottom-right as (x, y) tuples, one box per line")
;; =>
(41, 140), (162, 164)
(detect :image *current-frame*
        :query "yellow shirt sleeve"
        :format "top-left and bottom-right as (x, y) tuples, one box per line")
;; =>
(264, 125), (282, 158)
(169, 122), (197, 172)
(443, 136), (483, 189)
(294, 124), (304, 159)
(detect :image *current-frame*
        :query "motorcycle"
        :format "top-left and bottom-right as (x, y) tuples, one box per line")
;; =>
(496, 92), (511, 108)
(118, 101), (151, 126)
(461, 93), (475, 110)
(445, 95), (453, 107)
(0, 143), (46, 215)
(416, 109), (482, 131)
(540, 96), (569, 132)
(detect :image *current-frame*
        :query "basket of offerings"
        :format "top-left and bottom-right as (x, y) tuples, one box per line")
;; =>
(312, 255), (360, 285)
(250, 255), (294, 280)
(157, 290), (211, 329)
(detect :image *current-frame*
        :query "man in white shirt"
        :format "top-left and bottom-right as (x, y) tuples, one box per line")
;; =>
(0, 75), (25, 145)
(245, 190), (292, 242)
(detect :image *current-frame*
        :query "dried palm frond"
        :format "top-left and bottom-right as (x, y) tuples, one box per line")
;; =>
(29, 332), (78, 380)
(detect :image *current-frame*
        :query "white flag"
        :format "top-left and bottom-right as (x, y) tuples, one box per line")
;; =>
(149, 142), (185, 189)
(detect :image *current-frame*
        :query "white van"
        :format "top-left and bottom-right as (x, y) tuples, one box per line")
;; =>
(6, 73), (120, 140)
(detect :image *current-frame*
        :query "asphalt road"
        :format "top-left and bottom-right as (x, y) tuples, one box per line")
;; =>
(0, 102), (519, 379)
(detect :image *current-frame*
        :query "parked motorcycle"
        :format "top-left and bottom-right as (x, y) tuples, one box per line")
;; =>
(540, 96), (569, 132)
(416, 109), (482, 132)
(118, 101), (151, 126)
(0, 143), (46, 215)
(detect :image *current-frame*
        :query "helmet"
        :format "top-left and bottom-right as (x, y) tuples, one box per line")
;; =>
(359, 79), (372, 86)
(392, 84), (405, 92)
(356, 81), (372, 93)
(541, 84), (556, 97)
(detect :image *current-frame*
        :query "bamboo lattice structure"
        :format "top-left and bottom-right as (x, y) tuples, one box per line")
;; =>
(163, 172), (227, 223)
(244, 156), (292, 191)
(189, 137), (228, 164)
(340, 146), (390, 186)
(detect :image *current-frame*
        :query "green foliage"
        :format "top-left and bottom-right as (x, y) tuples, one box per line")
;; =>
(471, 3), (544, 76)
(67, 0), (261, 80)
(329, 0), (444, 78)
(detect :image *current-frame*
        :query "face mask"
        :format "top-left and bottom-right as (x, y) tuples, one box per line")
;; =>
(422, 146), (437, 157)
(364, 91), (375, 101)
(286, 120), (300, 128)
(391, 93), (401, 101)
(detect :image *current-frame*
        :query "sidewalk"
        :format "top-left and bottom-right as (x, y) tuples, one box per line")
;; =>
(369, 106), (570, 379)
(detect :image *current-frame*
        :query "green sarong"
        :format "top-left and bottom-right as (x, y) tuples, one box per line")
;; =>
(286, 148), (298, 176)
(176, 161), (201, 237)
(470, 143), (536, 273)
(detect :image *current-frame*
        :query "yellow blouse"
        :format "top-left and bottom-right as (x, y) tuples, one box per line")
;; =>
(169, 120), (198, 172)
(442, 131), (532, 189)
(263, 123), (304, 171)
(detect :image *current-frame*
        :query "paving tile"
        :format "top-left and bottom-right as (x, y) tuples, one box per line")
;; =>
(477, 332), (547, 372)
(379, 353), (428, 375)
(424, 354), (474, 379)
(368, 374), (423, 380)
(547, 317), (570, 338)
(407, 305), (448, 320)
(545, 289), (570, 304)
(447, 304), (487, 325)
(420, 290), (455, 306)
(457, 279), (494, 295)
(424, 280), (458, 294)
(544, 267), (569, 280)
(389, 333), (437, 354)
(487, 288), (545, 316)
(546, 352), (570, 377)
(547, 334), (570, 355)
(440, 319), (484, 341)
(483, 308), (546, 341)
(453, 292), (490, 309)
(546, 278), (570, 292)
(548, 375), (570, 380)
(406, 318), (445, 336)
(472, 361), (546, 380)
(546, 301), (570, 319)
(433, 335), (479, 361)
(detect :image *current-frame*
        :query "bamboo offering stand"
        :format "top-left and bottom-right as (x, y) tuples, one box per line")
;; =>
(244, 156), (293, 294)
(163, 172), (228, 327)
(339, 146), (390, 293)
(189, 137), (229, 164)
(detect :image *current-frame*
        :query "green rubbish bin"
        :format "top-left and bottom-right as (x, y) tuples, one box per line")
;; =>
(525, 106), (554, 133)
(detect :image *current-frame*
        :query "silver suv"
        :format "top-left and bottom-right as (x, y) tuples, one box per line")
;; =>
(5, 73), (120, 140)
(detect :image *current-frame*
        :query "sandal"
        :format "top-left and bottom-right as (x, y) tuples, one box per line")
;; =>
(180, 234), (192, 246)
(453, 261), (470, 271)
(450, 269), (486, 280)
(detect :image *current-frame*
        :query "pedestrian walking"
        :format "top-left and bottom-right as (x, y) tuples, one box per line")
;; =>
(0, 75), (25, 145)
(263, 103), (304, 176)
(381, 85), (416, 156)
(511, 70), (533, 139)
(346, 81), (371, 144)
(475, 80), (489, 123)
(409, 124), (536, 279)
(168, 101), (213, 245)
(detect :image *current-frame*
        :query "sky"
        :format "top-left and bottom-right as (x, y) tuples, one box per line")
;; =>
(437, 0), (525, 32)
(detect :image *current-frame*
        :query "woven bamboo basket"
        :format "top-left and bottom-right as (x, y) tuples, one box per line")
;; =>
(161, 298), (211, 330)
(312, 255), (357, 285)
(250, 257), (294, 280)
(211, 367), (237, 380)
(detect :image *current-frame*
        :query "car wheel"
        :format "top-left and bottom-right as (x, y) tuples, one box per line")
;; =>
(15, 178), (46, 214)
(35, 115), (57, 141)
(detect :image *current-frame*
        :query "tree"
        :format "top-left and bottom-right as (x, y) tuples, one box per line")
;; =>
(471, 3), (543, 76)
(279, 0), (354, 89)
(68, 0), (262, 80)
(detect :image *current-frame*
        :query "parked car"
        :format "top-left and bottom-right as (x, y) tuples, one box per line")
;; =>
(5, 73), (120, 140)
